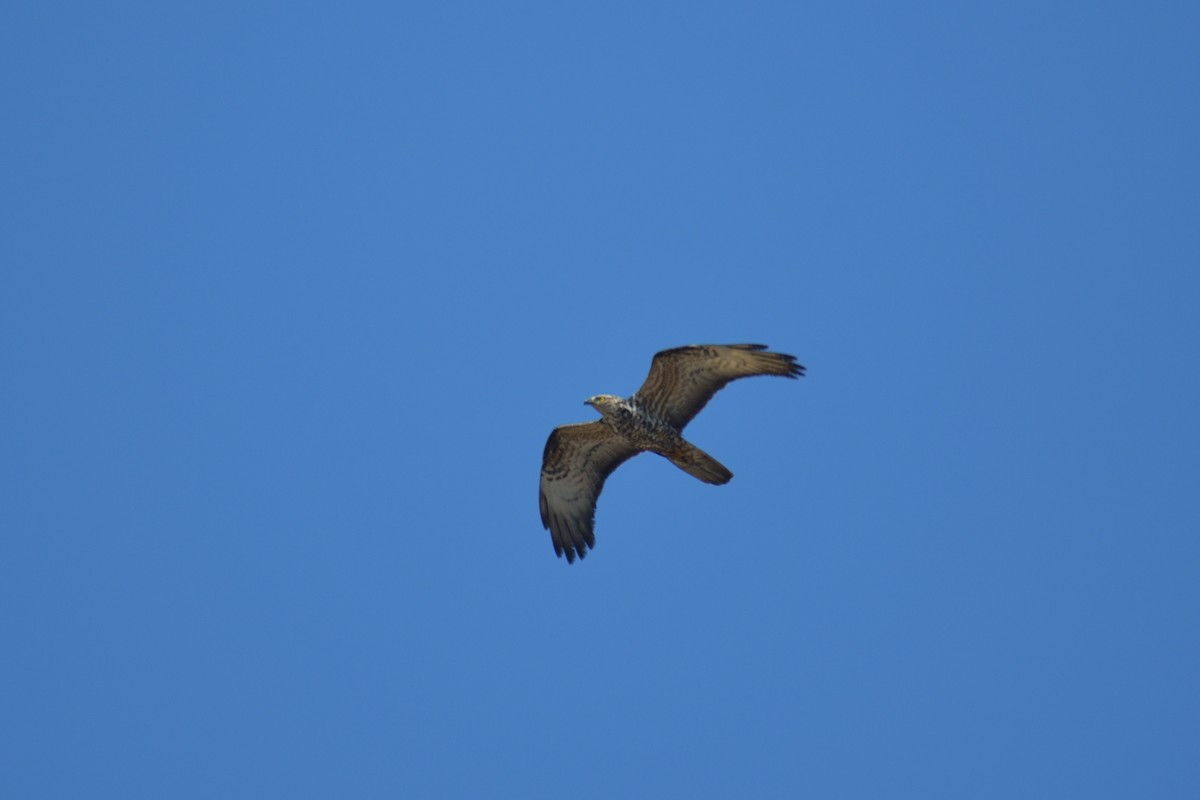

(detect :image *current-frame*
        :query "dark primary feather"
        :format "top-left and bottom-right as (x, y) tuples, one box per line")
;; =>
(633, 344), (805, 429)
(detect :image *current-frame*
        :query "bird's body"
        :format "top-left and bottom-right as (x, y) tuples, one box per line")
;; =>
(539, 344), (804, 563)
(589, 396), (685, 456)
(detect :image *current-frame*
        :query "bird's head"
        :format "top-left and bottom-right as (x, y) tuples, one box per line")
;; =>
(584, 394), (623, 417)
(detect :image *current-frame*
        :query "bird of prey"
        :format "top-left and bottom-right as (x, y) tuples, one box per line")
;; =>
(539, 344), (805, 563)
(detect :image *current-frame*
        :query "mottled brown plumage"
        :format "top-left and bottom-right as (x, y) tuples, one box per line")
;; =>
(539, 344), (804, 563)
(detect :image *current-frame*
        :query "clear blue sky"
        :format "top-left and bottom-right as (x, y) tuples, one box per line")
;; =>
(3, 2), (1198, 797)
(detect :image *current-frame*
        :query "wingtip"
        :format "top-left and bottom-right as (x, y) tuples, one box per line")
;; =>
(550, 518), (593, 565)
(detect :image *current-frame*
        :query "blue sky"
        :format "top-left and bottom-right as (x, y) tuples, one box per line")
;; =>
(3, 1), (1198, 797)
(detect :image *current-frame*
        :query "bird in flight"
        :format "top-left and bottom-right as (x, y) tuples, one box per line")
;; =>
(539, 344), (804, 563)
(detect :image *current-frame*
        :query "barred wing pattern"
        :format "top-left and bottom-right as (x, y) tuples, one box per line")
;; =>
(633, 344), (805, 429)
(539, 421), (640, 563)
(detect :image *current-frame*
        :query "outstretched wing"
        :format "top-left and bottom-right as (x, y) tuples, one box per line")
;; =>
(539, 421), (641, 563)
(633, 344), (805, 429)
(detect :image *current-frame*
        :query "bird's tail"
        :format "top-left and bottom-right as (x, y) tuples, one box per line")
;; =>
(668, 442), (733, 485)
